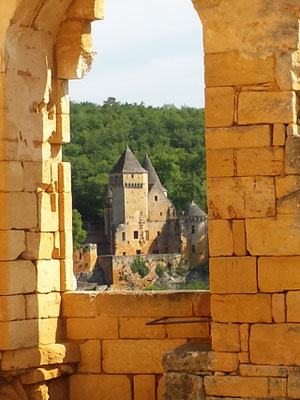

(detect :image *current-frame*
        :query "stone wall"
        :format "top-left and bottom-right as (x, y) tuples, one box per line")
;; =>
(63, 291), (210, 400)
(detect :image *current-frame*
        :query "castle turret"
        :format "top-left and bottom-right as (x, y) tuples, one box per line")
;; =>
(142, 153), (168, 197)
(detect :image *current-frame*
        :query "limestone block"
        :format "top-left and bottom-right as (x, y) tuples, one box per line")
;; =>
(24, 383), (49, 400)
(22, 232), (54, 260)
(119, 317), (166, 339)
(102, 339), (186, 374)
(78, 340), (101, 373)
(287, 124), (300, 137)
(276, 175), (300, 199)
(67, 0), (104, 20)
(1, 343), (80, 371)
(272, 293), (286, 323)
(273, 124), (286, 146)
(162, 372), (203, 400)
(47, 377), (69, 400)
(56, 80), (70, 115)
(240, 324), (249, 352)
(157, 376), (163, 400)
(38, 192), (59, 232)
(0, 261), (36, 295)
(69, 375), (131, 400)
(238, 352), (249, 364)
(288, 367), (300, 398)
(36, 260), (60, 293)
(62, 292), (98, 317)
(207, 177), (275, 219)
(205, 125), (271, 150)
(50, 113), (70, 144)
(239, 364), (288, 377)
(287, 291), (300, 322)
(66, 317), (118, 340)
(210, 257), (257, 294)
(0, 161), (23, 192)
(238, 91), (297, 124)
(134, 375), (155, 400)
(59, 231), (73, 259)
(56, 20), (95, 79)
(204, 376), (268, 398)
(193, 291), (211, 317)
(59, 192), (72, 231)
(259, 257), (300, 292)
(206, 149), (234, 178)
(0, 320), (38, 350)
(21, 367), (62, 385)
(0, 230), (25, 261)
(0, 295), (25, 321)
(211, 294), (272, 323)
(58, 162), (71, 193)
(205, 87), (234, 127)
(250, 324), (300, 366)
(276, 51), (300, 90)
(208, 220), (233, 256)
(166, 320), (209, 339)
(236, 147), (284, 176)
(205, 52), (274, 87)
(0, 192), (37, 229)
(232, 220), (246, 256)
(211, 323), (240, 352)
(39, 318), (62, 345)
(96, 292), (196, 317)
(285, 136), (300, 174)
(25, 293), (61, 319)
(60, 259), (76, 292)
(246, 216), (300, 256)
(23, 162), (52, 192)
(269, 377), (287, 397)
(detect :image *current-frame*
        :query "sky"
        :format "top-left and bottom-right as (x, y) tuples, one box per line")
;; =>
(69, 0), (205, 108)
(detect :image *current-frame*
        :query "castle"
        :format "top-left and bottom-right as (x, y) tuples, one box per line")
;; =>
(104, 147), (208, 266)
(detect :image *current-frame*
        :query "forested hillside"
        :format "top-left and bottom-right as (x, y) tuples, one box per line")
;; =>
(65, 98), (206, 221)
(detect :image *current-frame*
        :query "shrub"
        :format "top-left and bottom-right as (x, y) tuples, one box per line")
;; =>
(155, 264), (165, 277)
(130, 256), (149, 278)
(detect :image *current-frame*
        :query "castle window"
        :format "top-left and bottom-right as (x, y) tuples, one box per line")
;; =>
(192, 225), (195, 234)
(122, 232), (126, 241)
(155, 196), (158, 201)
(160, 212), (162, 216)
(157, 231), (160, 236)
(145, 231), (149, 240)
(192, 245), (196, 254)
(136, 250), (141, 254)
(123, 252), (126, 256)
(131, 174), (134, 178)
(134, 231), (138, 239)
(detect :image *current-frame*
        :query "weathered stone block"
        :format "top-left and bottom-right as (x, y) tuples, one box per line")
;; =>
(258, 257), (300, 292)
(205, 52), (274, 87)
(232, 220), (246, 256)
(193, 291), (211, 317)
(0, 295), (25, 321)
(22, 232), (54, 260)
(0, 261), (36, 295)
(62, 292), (98, 317)
(250, 324), (300, 366)
(287, 291), (300, 322)
(39, 318), (62, 345)
(205, 87), (234, 127)
(66, 317), (118, 340)
(238, 352), (249, 364)
(211, 294), (272, 323)
(208, 220), (233, 256)
(204, 376), (268, 397)
(78, 340), (101, 373)
(58, 162), (72, 193)
(207, 177), (275, 219)
(205, 125), (271, 150)
(273, 124), (286, 146)
(277, 189), (300, 214)
(0, 161), (23, 191)
(69, 375), (131, 400)
(102, 339), (186, 374)
(166, 320), (209, 339)
(206, 149), (234, 177)
(134, 375), (155, 400)
(163, 372), (204, 400)
(211, 323), (240, 352)
(0, 230), (25, 261)
(236, 147), (284, 176)
(288, 367), (300, 398)
(210, 257), (257, 294)
(247, 216), (300, 256)
(238, 91), (296, 124)
(67, 0), (104, 20)
(272, 293), (286, 323)
(269, 377), (287, 397)
(21, 367), (62, 385)
(240, 324), (249, 352)
(38, 192), (59, 232)
(0, 192), (37, 229)
(239, 364), (288, 377)
(276, 175), (300, 199)
(26, 293), (61, 319)
(119, 317), (166, 339)
(0, 320), (38, 350)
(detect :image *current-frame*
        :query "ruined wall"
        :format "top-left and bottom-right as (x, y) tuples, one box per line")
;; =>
(63, 291), (210, 400)
(162, 0), (300, 398)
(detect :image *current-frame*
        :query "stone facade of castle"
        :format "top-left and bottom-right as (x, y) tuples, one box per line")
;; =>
(104, 147), (208, 266)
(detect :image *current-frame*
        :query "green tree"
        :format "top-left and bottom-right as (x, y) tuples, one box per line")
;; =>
(72, 209), (87, 250)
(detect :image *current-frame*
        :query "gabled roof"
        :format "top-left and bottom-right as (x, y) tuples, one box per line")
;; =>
(110, 147), (147, 174)
(184, 201), (206, 217)
(142, 153), (167, 193)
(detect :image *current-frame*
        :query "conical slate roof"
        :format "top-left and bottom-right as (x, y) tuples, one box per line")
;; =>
(110, 147), (147, 174)
(184, 201), (206, 217)
(142, 153), (167, 193)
